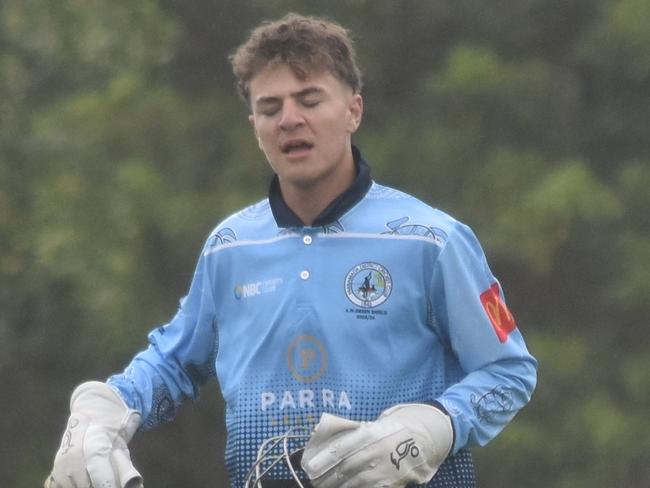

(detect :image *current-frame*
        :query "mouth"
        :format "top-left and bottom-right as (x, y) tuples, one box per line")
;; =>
(280, 139), (314, 155)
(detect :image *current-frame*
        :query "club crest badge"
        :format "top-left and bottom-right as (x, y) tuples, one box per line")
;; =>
(344, 262), (392, 308)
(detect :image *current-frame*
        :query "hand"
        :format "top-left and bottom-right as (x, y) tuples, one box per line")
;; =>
(301, 404), (453, 488)
(44, 381), (143, 488)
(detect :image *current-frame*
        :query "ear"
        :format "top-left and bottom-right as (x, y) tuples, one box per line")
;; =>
(249, 114), (263, 149)
(347, 94), (363, 134)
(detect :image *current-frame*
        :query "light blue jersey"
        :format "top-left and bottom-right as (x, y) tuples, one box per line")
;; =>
(108, 149), (537, 487)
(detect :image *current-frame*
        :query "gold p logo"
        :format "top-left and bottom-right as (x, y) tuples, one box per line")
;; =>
(300, 348), (317, 370)
(287, 335), (328, 382)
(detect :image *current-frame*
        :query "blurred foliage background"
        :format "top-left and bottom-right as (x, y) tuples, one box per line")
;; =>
(1, 1), (649, 486)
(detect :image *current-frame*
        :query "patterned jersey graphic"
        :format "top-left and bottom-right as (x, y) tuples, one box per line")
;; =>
(383, 216), (448, 245)
(209, 227), (237, 247)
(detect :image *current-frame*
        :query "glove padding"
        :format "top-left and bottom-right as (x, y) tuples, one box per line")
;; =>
(44, 381), (143, 488)
(301, 404), (453, 488)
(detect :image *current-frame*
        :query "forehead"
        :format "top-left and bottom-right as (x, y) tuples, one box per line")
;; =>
(249, 63), (351, 102)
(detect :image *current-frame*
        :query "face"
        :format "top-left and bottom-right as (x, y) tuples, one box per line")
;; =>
(248, 64), (363, 191)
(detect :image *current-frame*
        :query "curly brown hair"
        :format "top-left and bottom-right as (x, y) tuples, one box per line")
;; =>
(230, 13), (362, 104)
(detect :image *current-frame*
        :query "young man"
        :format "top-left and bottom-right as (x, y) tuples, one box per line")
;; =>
(45, 13), (537, 488)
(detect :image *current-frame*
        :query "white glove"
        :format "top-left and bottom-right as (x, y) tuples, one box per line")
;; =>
(44, 381), (143, 488)
(301, 404), (453, 488)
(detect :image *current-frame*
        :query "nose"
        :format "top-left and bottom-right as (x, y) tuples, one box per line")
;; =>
(278, 100), (304, 131)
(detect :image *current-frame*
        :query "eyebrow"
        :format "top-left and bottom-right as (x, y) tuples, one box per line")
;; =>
(254, 86), (326, 108)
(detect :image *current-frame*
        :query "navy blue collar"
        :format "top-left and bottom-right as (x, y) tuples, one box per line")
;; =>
(269, 145), (372, 228)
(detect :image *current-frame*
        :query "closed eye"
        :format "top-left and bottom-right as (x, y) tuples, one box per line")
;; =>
(255, 98), (281, 117)
(296, 87), (325, 108)
(260, 107), (280, 116)
(259, 105), (280, 116)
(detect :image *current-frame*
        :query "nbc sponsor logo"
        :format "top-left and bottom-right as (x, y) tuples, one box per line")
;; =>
(234, 277), (283, 300)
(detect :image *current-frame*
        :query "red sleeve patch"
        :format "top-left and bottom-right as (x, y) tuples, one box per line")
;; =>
(480, 283), (517, 343)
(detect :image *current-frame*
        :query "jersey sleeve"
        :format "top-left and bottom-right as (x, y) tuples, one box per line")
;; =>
(107, 239), (218, 431)
(431, 221), (537, 453)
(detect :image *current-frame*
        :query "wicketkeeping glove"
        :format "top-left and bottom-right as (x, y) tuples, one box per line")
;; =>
(301, 404), (453, 488)
(44, 381), (143, 488)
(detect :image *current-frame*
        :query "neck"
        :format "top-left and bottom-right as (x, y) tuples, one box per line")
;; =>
(279, 149), (356, 226)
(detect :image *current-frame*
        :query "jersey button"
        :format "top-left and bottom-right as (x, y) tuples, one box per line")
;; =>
(303, 235), (313, 245)
(300, 270), (310, 280)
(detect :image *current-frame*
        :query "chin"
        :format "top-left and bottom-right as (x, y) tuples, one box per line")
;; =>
(278, 161), (325, 184)
(282, 172), (322, 189)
